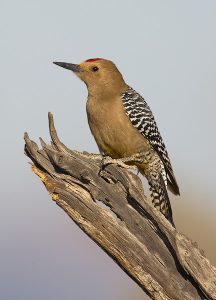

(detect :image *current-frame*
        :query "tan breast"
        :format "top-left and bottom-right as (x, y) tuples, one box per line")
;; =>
(86, 95), (151, 158)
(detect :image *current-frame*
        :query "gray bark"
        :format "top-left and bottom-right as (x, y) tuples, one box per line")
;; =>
(24, 112), (216, 300)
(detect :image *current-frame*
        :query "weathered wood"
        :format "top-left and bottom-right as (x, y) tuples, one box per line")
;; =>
(24, 112), (216, 300)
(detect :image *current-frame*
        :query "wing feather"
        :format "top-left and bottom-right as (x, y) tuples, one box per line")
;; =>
(121, 87), (180, 195)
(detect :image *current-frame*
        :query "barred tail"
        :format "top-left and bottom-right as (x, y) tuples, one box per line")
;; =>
(140, 166), (175, 227)
(149, 173), (175, 227)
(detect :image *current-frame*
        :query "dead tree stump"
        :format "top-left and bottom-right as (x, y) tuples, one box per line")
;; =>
(24, 112), (216, 300)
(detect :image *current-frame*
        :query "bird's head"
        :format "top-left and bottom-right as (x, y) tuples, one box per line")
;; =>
(53, 58), (127, 95)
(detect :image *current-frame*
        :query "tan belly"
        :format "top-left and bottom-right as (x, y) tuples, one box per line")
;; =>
(86, 96), (150, 158)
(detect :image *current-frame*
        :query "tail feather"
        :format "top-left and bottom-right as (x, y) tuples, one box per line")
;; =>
(149, 174), (175, 227)
(140, 163), (175, 227)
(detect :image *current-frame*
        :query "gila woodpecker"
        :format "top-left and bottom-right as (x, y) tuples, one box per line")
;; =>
(53, 58), (180, 226)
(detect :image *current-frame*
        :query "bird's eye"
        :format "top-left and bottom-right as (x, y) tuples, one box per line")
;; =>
(92, 66), (99, 72)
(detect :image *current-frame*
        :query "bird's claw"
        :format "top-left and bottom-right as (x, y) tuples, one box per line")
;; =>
(100, 156), (137, 172)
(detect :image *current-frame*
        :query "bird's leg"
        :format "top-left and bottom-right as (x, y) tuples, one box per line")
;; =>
(122, 151), (148, 164)
(100, 156), (136, 170)
(100, 151), (147, 171)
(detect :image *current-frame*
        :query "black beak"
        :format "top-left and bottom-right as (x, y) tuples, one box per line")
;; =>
(53, 62), (82, 72)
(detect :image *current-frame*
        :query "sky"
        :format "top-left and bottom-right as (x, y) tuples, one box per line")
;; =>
(1, 1), (216, 299)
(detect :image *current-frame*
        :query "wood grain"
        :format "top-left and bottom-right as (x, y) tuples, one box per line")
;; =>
(24, 112), (216, 300)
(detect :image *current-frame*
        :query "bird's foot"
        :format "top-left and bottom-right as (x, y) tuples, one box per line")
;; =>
(100, 155), (138, 171)
(121, 151), (147, 164)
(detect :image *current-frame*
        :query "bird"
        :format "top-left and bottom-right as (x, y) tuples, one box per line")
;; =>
(53, 58), (180, 226)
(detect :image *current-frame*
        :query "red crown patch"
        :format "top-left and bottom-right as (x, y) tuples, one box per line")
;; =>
(85, 58), (102, 62)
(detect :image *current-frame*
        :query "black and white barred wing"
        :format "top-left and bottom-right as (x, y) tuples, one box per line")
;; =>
(121, 87), (179, 195)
